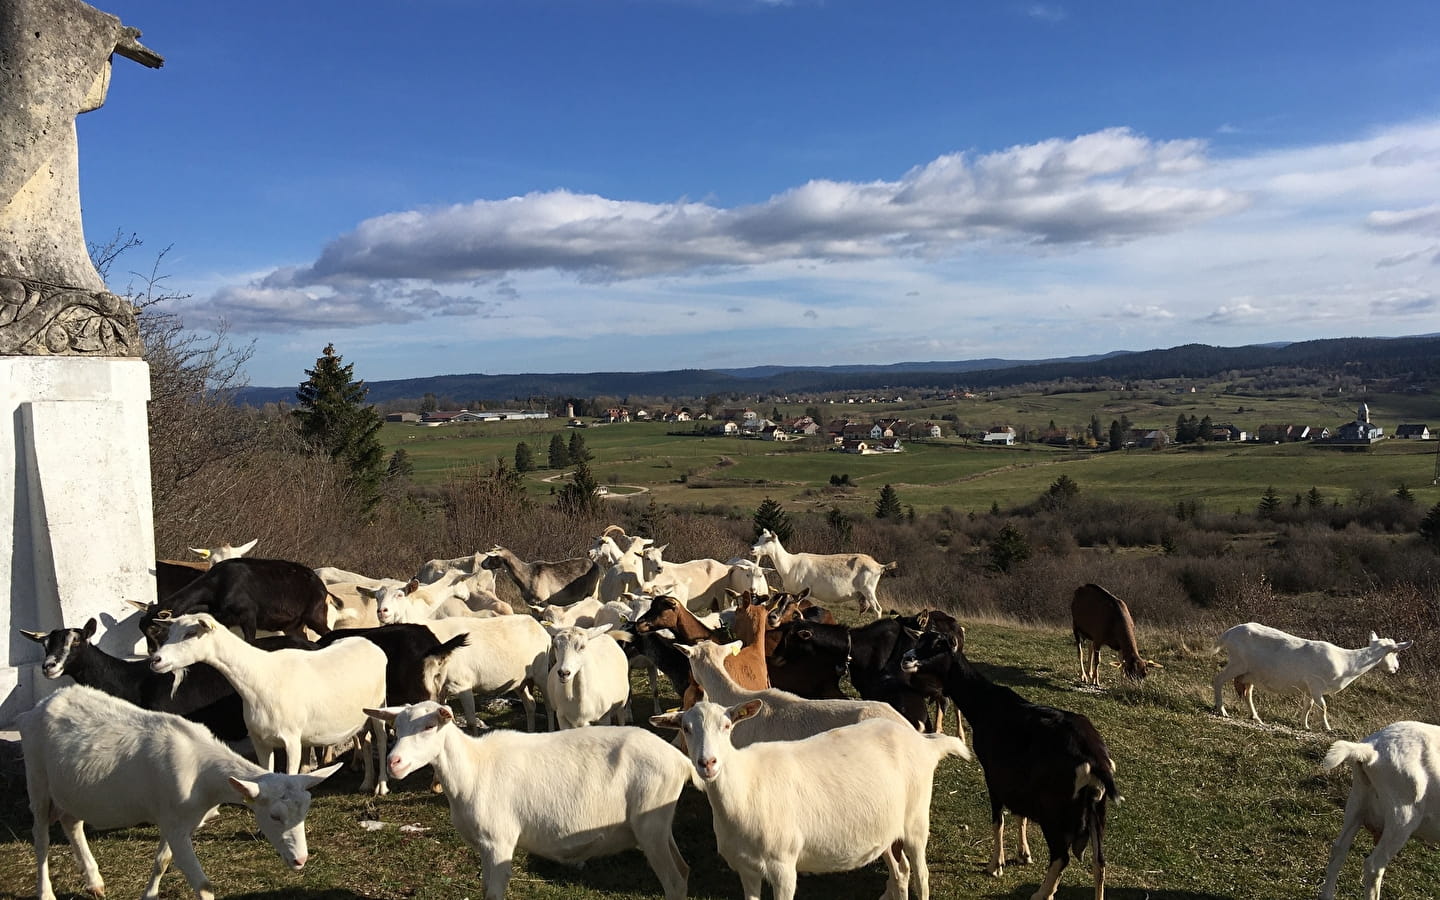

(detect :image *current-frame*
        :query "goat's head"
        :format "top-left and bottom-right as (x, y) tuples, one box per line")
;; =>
(369, 701), (453, 780)
(548, 624), (614, 683)
(148, 613), (221, 675)
(1371, 632), (1414, 674)
(651, 699), (763, 781)
(19, 617), (98, 679)
(633, 595), (682, 634)
(231, 763), (341, 871)
(901, 630), (960, 675)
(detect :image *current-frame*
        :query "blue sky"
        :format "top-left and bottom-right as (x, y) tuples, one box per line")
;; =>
(81, 1), (1440, 386)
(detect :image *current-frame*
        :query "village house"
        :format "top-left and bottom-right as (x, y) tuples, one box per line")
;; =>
(1328, 402), (1385, 444)
(983, 426), (1016, 446)
(1396, 423), (1431, 440)
(385, 412), (421, 423)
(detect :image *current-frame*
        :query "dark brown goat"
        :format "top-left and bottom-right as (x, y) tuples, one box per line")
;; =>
(1071, 584), (1158, 684)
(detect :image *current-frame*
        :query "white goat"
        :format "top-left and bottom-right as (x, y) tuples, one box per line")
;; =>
(327, 578), (404, 629)
(530, 595), (604, 628)
(414, 551), (497, 592)
(368, 701), (693, 900)
(190, 538), (258, 563)
(590, 531), (650, 604)
(150, 613), (391, 794)
(22, 685), (340, 900)
(724, 557), (772, 597)
(372, 574), (470, 625)
(652, 699), (969, 900)
(545, 624), (631, 729)
(1319, 721), (1440, 900)
(750, 528), (894, 619)
(595, 593), (653, 631)
(1212, 622), (1412, 729)
(640, 545), (733, 612)
(679, 640), (908, 745)
(314, 566), (389, 586)
(423, 615), (552, 731)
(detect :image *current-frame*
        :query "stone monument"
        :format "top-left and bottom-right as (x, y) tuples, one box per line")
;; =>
(0, 0), (163, 723)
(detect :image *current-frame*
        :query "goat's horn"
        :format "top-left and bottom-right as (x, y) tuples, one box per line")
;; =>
(1145, 660), (1164, 669)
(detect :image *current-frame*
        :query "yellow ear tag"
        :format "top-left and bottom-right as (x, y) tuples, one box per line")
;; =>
(728, 644), (742, 657)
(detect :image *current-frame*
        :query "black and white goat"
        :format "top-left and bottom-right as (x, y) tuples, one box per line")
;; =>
(902, 630), (1117, 900)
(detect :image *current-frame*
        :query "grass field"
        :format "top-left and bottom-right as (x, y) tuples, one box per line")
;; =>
(5, 617), (1438, 900)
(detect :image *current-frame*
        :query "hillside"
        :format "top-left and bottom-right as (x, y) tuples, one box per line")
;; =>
(234, 334), (1440, 408)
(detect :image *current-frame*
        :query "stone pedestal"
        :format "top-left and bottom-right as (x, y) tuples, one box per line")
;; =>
(1, 357), (154, 724)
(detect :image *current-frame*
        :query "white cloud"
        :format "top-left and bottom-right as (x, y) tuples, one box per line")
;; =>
(1025, 4), (1066, 23)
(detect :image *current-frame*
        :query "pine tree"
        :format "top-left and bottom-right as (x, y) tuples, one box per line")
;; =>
(568, 431), (593, 463)
(753, 496), (794, 544)
(420, 392), (438, 413)
(1257, 485), (1282, 518)
(1420, 501), (1440, 548)
(293, 343), (386, 510)
(1090, 414), (1104, 442)
(1108, 419), (1123, 451)
(1395, 483), (1415, 504)
(1306, 486), (1325, 509)
(637, 496), (667, 540)
(514, 441), (535, 473)
(385, 448), (414, 484)
(988, 524), (1031, 573)
(826, 506), (853, 546)
(555, 459), (601, 517)
(1043, 473), (1080, 510)
(874, 484), (903, 519)
(548, 433), (570, 469)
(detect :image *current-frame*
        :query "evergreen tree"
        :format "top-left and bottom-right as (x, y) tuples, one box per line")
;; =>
(1043, 473), (1080, 510)
(555, 459), (601, 517)
(1090, 414), (1104, 442)
(386, 448), (414, 484)
(637, 496), (667, 540)
(1306, 486), (1325, 509)
(1420, 501), (1440, 548)
(1108, 419), (1123, 451)
(420, 392), (438, 413)
(826, 506), (853, 546)
(1395, 483), (1415, 504)
(988, 524), (1031, 573)
(514, 441), (535, 473)
(753, 496), (794, 544)
(293, 343), (386, 510)
(1257, 485), (1282, 518)
(548, 433), (570, 469)
(568, 431), (593, 463)
(874, 484), (903, 519)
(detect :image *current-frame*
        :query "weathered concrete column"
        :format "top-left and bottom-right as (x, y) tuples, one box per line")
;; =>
(0, 0), (163, 723)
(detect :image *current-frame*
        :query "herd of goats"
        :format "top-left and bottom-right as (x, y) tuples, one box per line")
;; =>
(12, 525), (1433, 900)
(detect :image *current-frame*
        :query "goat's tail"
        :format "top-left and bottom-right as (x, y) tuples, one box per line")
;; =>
(1323, 740), (1379, 773)
(882, 561), (898, 573)
(922, 731), (972, 763)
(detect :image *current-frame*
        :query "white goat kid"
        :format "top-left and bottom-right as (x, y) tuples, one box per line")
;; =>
(652, 700), (970, 900)
(1319, 721), (1440, 900)
(1212, 622), (1412, 730)
(22, 685), (340, 900)
(546, 624), (631, 729)
(150, 613), (391, 794)
(423, 615), (552, 731)
(369, 701), (692, 900)
(750, 528), (894, 620)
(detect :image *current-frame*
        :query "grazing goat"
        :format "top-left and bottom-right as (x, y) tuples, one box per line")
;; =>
(20, 619), (312, 742)
(422, 615), (552, 731)
(1212, 622), (1412, 730)
(369, 701), (692, 900)
(750, 528), (894, 619)
(134, 557), (336, 650)
(901, 631), (1116, 900)
(652, 699), (969, 900)
(545, 624), (631, 728)
(481, 546), (601, 607)
(1319, 721), (1440, 900)
(679, 640), (907, 745)
(1071, 584), (1155, 684)
(22, 685), (340, 900)
(150, 613), (390, 794)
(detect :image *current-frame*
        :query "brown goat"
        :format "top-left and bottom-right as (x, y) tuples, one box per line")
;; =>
(634, 594), (770, 707)
(1071, 583), (1159, 684)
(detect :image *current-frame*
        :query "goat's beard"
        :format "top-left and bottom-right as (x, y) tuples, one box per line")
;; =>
(168, 665), (187, 699)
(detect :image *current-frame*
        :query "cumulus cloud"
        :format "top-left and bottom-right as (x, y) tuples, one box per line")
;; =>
(1110, 304), (1175, 320)
(1198, 301), (1265, 325)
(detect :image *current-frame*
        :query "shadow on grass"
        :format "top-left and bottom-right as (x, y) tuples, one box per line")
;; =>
(226, 892), (372, 900)
(994, 888), (1237, 900)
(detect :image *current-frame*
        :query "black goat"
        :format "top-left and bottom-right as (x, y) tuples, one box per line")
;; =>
(133, 557), (337, 650)
(154, 559), (208, 602)
(767, 616), (914, 702)
(901, 630), (1116, 900)
(19, 618), (313, 741)
(316, 624), (468, 705)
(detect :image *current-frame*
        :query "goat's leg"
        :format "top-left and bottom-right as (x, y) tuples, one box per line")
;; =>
(633, 807), (689, 900)
(1017, 817), (1033, 864)
(647, 657), (660, 710)
(1031, 831), (1071, 900)
(1089, 644), (1102, 685)
(1091, 796), (1108, 900)
(58, 814), (103, 898)
(1363, 813), (1421, 900)
(459, 690), (479, 730)
(28, 766), (56, 900)
(252, 733), (276, 772)
(1317, 694), (1333, 731)
(1076, 639), (1088, 682)
(476, 839), (515, 900)
(989, 807), (1007, 877)
(160, 828), (215, 900)
(281, 736), (304, 776)
(518, 684), (538, 732)
(1212, 664), (1238, 717)
(737, 866), (765, 900)
(142, 838), (173, 900)
(1243, 683), (1264, 725)
(880, 838), (908, 900)
(766, 862), (798, 900)
(1319, 793), (1366, 900)
(901, 833), (928, 900)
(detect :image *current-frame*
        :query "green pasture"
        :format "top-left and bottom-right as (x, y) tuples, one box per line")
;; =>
(6, 618), (1438, 899)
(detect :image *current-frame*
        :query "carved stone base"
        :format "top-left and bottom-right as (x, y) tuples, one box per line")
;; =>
(0, 274), (141, 356)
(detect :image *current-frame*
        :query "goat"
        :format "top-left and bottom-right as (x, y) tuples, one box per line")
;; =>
(651, 699), (969, 900)
(1071, 584), (1156, 684)
(768, 615), (914, 702)
(1319, 721), (1440, 900)
(1212, 622), (1412, 730)
(901, 630), (1117, 900)
(189, 538), (258, 563)
(19, 619), (311, 742)
(316, 624), (469, 706)
(414, 551), (497, 590)
(679, 639), (907, 745)
(633, 594), (766, 707)
(481, 546), (601, 607)
(638, 545), (733, 612)
(22, 685), (340, 900)
(529, 595), (604, 628)
(369, 701), (692, 900)
(313, 565), (384, 585)
(133, 557), (337, 651)
(590, 528), (652, 603)
(150, 613), (390, 794)
(422, 615), (552, 731)
(750, 528), (894, 619)
(155, 559), (209, 602)
(545, 624), (631, 729)
(723, 557), (771, 598)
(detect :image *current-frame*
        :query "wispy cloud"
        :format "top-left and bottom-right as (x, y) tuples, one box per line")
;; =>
(1024, 4), (1066, 23)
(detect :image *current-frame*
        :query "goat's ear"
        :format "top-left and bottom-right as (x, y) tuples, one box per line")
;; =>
(727, 699), (764, 723)
(650, 709), (684, 730)
(728, 590), (743, 607)
(193, 617), (214, 633)
(124, 599), (151, 612)
(796, 629), (813, 641)
(82, 618), (98, 640)
(435, 705), (456, 725)
(190, 547), (212, 559)
(589, 623), (615, 637)
(295, 762), (343, 790)
(364, 706), (403, 723)
(796, 588), (811, 600)
(723, 640), (743, 657)
(228, 776), (262, 801)
(654, 628), (677, 641)
(1369, 631), (1380, 643)
(235, 538), (258, 555)
(675, 642), (699, 658)
(17, 629), (47, 644)
(403, 579), (421, 595)
(355, 585), (376, 599)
